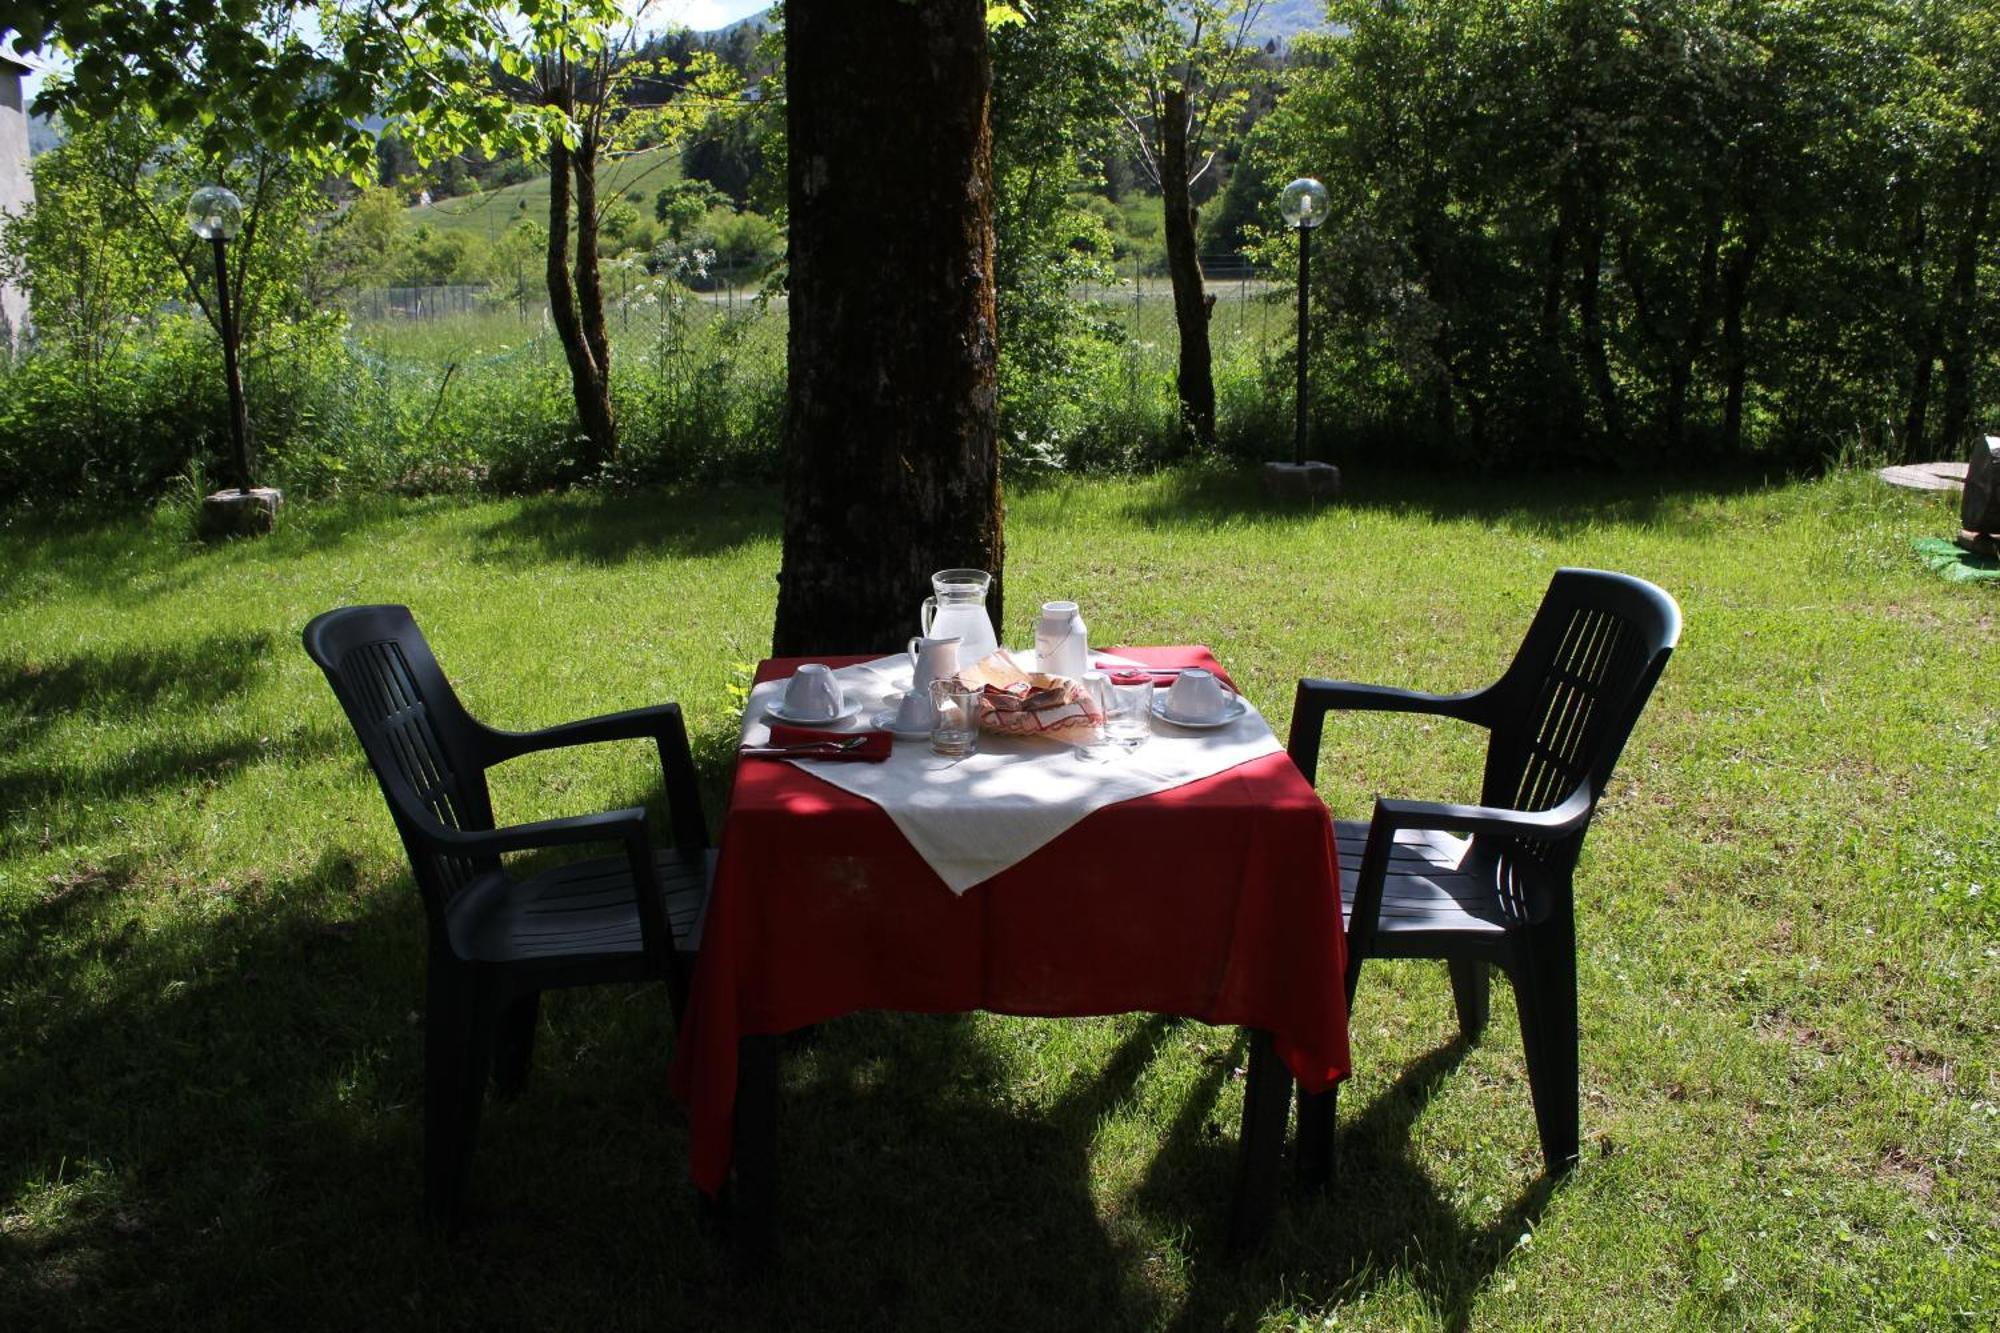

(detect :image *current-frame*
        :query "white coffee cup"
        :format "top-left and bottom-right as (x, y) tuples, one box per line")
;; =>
(782, 663), (843, 720)
(1164, 667), (1228, 721)
(907, 635), (962, 692)
(892, 688), (934, 732)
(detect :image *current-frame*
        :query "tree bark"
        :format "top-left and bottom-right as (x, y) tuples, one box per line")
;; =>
(1160, 87), (1215, 445)
(572, 123), (614, 436)
(1719, 212), (1766, 454)
(1900, 187), (1934, 461)
(773, 0), (1002, 656)
(545, 92), (617, 476)
(1665, 196), (1721, 451)
(1939, 150), (1991, 453)
(1577, 185), (1624, 441)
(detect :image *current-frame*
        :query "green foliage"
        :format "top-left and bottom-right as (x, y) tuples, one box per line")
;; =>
(654, 178), (726, 238)
(1257, 0), (2000, 469)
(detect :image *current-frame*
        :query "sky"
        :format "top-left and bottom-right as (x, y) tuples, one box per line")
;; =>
(10, 2), (770, 106)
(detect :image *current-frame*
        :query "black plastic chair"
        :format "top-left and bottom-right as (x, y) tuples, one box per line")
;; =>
(1289, 568), (1681, 1180)
(303, 604), (712, 1223)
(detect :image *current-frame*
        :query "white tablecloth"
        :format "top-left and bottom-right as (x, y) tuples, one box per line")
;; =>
(739, 654), (1284, 894)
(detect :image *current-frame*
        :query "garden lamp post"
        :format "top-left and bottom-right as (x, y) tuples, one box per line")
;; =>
(1280, 177), (1329, 467)
(187, 185), (251, 494)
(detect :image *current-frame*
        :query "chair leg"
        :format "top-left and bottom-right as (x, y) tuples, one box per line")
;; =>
(667, 947), (695, 1030)
(1509, 918), (1580, 1176)
(423, 964), (480, 1226)
(1448, 959), (1490, 1042)
(492, 991), (541, 1098)
(1295, 1083), (1336, 1191)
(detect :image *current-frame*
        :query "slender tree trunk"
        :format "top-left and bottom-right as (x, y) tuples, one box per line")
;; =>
(1577, 186), (1624, 441)
(573, 124), (614, 427)
(1720, 212), (1766, 454)
(1939, 151), (1991, 453)
(1901, 191), (1934, 461)
(773, 0), (1002, 656)
(545, 98), (616, 476)
(1160, 87), (1215, 446)
(1666, 199), (1721, 451)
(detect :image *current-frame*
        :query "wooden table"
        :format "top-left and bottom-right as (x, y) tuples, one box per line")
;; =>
(668, 647), (1349, 1254)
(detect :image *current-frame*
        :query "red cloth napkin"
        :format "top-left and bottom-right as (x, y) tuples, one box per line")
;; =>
(757, 724), (893, 762)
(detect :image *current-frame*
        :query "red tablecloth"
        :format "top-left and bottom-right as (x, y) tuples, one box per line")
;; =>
(668, 646), (1349, 1195)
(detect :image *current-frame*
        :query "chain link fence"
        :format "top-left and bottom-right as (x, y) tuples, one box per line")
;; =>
(345, 253), (1289, 377)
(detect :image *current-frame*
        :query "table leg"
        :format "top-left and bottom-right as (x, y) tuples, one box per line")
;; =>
(1295, 1083), (1335, 1190)
(1228, 1028), (1292, 1253)
(731, 1033), (779, 1266)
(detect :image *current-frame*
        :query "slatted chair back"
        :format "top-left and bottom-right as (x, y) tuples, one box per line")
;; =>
(304, 605), (499, 934)
(1476, 570), (1682, 905)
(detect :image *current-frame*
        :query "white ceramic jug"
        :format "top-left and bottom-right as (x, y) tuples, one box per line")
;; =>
(907, 635), (962, 692)
(1035, 600), (1088, 679)
(919, 568), (999, 661)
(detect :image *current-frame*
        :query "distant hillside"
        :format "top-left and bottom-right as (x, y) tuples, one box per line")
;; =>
(403, 144), (683, 237)
(1247, 0), (1332, 47)
(28, 113), (61, 156)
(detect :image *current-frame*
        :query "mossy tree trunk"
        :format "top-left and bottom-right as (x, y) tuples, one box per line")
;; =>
(772, 0), (1003, 656)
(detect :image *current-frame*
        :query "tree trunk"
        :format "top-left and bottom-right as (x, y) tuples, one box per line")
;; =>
(545, 100), (616, 476)
(1665, 200), (1721, 452)
(773, 0), (1002, 656)
(1160, 87), (1215, 445)
(1577, 186), (1624, 441)
(1901, 190), (1934, 461)
(1939, 150), (1991, 453)
(1719, 212), (1766, 454)
(573, 124), (614, 436)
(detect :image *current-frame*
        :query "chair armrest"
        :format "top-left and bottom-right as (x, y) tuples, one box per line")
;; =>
(1287, 679), (1493, 784)
(480, 703), (685, 762)
(1341, 789), (1592, 994)
(430, 805), (652, 857)
(478, 702), (710, 852)
(1370, 789), (1593, 842)
(428, 806), (670, 956)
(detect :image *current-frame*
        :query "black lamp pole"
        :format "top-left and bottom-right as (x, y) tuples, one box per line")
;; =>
(1293, 220), (1310, 467)
(210, 234), (252, 494)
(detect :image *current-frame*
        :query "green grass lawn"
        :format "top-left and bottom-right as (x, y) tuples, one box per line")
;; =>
(1, 469), (1994, 1328)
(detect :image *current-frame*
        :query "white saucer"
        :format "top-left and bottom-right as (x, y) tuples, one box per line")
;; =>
(870, 708), (934, 740)
(1150, 694), (1247, 729)
(765, 699), (864, 726)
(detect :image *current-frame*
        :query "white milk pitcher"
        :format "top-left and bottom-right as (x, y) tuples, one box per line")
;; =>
(919, 568), (1000, 661)
(1035, 600), (1089, 679)
(907, 635), (962, 692)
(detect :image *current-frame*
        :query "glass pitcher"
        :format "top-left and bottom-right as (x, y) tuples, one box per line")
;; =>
(920, 568), (1000, 661)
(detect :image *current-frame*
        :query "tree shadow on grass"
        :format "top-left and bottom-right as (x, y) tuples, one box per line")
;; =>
(0, 631), (277, 736)
(0, 858), (1547, 1333)
(0, 842), (738, 1327)
(469, 486), (780, 568)
(1142, 1036), (1556, 1332)
(1117, 465), (1779, 540)
(722, 1012), (1184, 1332)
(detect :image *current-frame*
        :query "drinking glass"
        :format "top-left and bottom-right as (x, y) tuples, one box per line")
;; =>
(1077, 672), (1151, 761)
(929, 679), (981, 758)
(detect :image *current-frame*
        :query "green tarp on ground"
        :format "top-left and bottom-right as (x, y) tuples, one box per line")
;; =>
(1914, 537), (2000, 583)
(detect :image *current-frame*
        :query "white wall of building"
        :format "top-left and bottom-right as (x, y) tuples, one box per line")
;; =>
(0, 57), (32, 350)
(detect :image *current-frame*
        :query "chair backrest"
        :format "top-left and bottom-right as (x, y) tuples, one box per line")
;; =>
(1479, 568), (1681, 885)
(303, 605), (499, 932)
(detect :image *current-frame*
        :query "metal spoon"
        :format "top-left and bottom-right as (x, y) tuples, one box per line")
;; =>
(739, 736), (870, 758)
